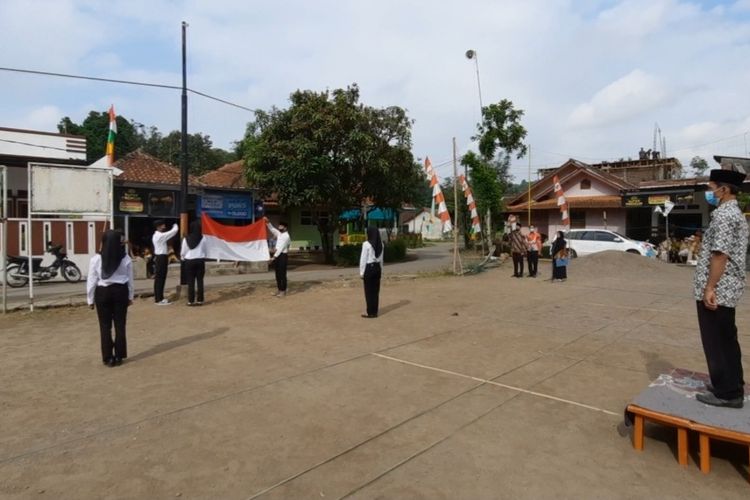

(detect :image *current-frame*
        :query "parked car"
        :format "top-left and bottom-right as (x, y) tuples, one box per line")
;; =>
(563, 229), (655, 258)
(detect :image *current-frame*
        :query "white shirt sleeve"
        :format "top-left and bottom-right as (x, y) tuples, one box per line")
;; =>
(126, 257), (134, 301)
(360, 242), (370, 277)
(180, 238), (188, 260)
(86, 255), (100, 306)
(267, 223), (281, 239)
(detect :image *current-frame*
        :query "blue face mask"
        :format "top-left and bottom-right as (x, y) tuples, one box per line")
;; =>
(704, 190), (720, 207)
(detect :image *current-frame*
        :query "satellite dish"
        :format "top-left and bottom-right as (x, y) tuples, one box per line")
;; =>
(465, 50), (476, 60)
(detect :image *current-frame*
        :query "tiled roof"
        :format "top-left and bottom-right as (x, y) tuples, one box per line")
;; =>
(114, 150), (204, 186)
(199, 160), (248, 189)
(507, 195), (622, 211)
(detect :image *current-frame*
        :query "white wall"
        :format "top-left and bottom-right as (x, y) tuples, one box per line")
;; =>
(563, 173), (619, 197)
(547, 208), (626, 236)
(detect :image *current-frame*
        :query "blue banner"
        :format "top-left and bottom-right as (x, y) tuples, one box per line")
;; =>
(197, 192), (254, 220)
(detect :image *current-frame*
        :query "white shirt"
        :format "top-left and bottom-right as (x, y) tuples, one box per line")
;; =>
(180, 237), (207, 260)
(152, 225), (179, 255)
(359, 241), (384, 277)
(86, 254), (134, 305)
(267, 224), (291, 258)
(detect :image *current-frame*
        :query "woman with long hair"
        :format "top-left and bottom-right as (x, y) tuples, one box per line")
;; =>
(359, 227), (384, 318)
(86, 230), (133, 367)
(551, 230), (568, 282)
(181, 220), (207, 306)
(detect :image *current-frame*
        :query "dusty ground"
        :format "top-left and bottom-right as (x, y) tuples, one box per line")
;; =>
(0, 252), (748, 499)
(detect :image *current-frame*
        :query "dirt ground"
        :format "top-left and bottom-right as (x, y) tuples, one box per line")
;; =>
(1, 252), (749, 499)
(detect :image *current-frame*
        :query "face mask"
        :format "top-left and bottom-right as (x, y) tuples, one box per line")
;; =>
(704, 190), (720, 207)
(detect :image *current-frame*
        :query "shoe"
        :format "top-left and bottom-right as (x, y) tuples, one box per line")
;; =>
(196, 301), (204, 306)
(361, 314), (377, 319)
(103, 357), (112, 366)
(276, 291), (286, 298)
(187, 302), (195, 307)
(696, 391), (743, 408)
(107, 358), (117, 367)
(114, 358), (123, 367)
(156, 299), (172, 306)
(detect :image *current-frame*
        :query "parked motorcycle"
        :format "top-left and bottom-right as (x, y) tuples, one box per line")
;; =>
(5, 243), (82, 288)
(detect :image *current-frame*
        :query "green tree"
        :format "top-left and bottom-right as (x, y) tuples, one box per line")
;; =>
(143, 130), (235, 175)
(690, 156), (709, 177)
(58, 111), (143, 163)
(242, 84), (422, 263)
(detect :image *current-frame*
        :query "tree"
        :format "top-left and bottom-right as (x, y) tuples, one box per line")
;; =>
(690, 156), (709, 177)
(142, 130), (235, 175)
(242, 84), (422, 263)
(58, 111), (143, 163)
(464, 100), (527, 242)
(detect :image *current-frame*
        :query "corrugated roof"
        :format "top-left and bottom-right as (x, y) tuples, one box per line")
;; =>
(114, 150), (204, 186)
(507, 195), (622, 211)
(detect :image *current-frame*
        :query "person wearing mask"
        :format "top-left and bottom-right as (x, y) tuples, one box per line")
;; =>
(509, 223), (526, 278)
(551, 230), (568, 282)
(526, 225), (542, 278)
(694, 169), (748, 408)
(152, 219), (179, 305)
(181, 220), (207, 306)
(359, 227), (385, 318)
(87, 230), (133, 367)
(266, 219), (291, 297)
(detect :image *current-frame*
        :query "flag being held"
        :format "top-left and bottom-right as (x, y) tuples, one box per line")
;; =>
(201, 213), (270, 262)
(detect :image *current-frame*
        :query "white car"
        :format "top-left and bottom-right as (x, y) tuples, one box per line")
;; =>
(563, 229), (655, 258)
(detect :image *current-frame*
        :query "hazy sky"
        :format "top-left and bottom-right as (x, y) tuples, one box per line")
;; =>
(2, 0), (750, 180)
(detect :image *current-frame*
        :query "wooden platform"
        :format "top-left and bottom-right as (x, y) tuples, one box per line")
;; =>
(626, 369), (750, 479)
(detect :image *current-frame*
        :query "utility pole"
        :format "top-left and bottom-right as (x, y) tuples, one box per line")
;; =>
(527, 144), (532, 226)
(179, 21), (189, 287)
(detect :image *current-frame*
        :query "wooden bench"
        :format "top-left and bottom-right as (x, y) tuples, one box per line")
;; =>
(627, 403), (750, 479)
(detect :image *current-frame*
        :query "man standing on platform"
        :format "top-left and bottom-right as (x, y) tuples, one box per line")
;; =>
(694, 168), (748, 409)
(266, 218), (291, 297)
(152, 219), (179, 305)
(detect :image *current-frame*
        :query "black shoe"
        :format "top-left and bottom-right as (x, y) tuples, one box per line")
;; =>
(114, 358), (123, 367)
(102, 357), (112, 366)
(361, 314), (377, 319)
(107, 358), (117, 367)
(696, 391), (743, 408)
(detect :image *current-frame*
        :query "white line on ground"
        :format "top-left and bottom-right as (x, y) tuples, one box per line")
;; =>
(371, 352), (619, 417)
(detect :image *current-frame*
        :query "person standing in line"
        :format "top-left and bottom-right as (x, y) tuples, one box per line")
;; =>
(551, 230), (568, 282)
(510, 223), (526, 278)
(360, 227), (385, 318)
(181, 220), (206, 306)
(266, 218), (291, 297)
(526, 225), (542, 278)
(694, 169), (748, 408)
(87, 230), (133, 367)
(152, 219), (179, 305)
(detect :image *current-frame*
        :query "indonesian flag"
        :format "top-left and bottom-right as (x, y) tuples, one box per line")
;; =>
(424, 157), (452, 233)
(553, 175), (570, 227)
(106, 105), (117, 166)
(201, 213), (270, 262)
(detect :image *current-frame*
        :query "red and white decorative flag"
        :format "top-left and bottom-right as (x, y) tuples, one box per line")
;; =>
(424, 157), (452, 233)
(201, 213), (270, 262)
(553, 175), (570, 227)
(458, 175), (482, 234)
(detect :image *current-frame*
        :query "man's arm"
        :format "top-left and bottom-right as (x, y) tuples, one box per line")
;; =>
(703, 251), (729, 310)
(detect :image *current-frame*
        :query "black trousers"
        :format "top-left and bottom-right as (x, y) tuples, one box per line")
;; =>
(512, 252), (524, 276)
(153, 254), (168, 302)
(363, 263), (381, 317)
(95, 284), (129, 361)
(274, 253), (288, 292)
(527, 250), (539, 276)
(697, 301), (745, 400)
(185, 259), (205, 303)
(552, 261), (567, 280)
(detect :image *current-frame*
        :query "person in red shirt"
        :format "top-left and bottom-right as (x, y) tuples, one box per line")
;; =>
(526, 226), (542, 278)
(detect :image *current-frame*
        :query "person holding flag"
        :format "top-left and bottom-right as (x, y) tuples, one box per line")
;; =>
(265, 218), (291, 297)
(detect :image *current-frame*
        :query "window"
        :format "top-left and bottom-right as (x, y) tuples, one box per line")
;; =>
(87, 223), (96, 255)
(300, 210), (329, 226)
(570, 210), (586, 229)
(595, 231), (619, 242)
(43, 222), (51, 247)
(580, 231), (598, 241)
(19, 222), (27, 255)
(580, 179), (592, 190)
(66, 223), (75, 254)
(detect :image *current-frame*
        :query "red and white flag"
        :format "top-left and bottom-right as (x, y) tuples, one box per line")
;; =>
(458, 175), (482, 234)
(424, 157), (452, 233)
(201, 213), (270, 262)
(553, 175), (570, 227)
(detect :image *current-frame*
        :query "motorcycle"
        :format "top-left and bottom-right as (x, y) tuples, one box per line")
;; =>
(5, 242), (82, 288)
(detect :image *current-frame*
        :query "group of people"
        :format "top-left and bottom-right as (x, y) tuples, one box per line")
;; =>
(85, 217), (386, 367)
(508, 223), (569, 282)
(657, 231), (702, 264)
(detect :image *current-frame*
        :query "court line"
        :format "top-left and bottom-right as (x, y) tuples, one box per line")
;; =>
(371, 353), (619, 417)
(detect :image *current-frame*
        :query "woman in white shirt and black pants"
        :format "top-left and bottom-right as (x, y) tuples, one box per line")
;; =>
(181, 220), (207, 306)
(359, 227), (384, 318)
(87, 230), (134, 367)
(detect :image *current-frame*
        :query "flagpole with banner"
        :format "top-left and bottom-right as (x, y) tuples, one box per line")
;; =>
(106, 105), (117, 229)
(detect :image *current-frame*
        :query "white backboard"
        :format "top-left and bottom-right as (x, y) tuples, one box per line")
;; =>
(30, 163), (111, 215)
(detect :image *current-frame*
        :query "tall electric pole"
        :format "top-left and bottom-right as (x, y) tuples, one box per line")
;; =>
(180, 21), (189, 287)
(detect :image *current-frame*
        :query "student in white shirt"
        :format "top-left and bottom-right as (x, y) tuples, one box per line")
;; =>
(87, 230), (134, 367)
(180, 220), (207, 306)
(359, 227), (384, 318)
(152, 219), (179, 305)
(265, 218), (291, 297)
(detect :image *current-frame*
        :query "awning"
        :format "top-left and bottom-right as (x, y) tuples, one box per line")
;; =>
(367, 207), (396, 221)
(339, 209), (361, 221)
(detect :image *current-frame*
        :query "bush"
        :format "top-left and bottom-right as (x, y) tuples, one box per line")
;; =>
(335, 238), (409, 266)
(384, 238), (407, 262)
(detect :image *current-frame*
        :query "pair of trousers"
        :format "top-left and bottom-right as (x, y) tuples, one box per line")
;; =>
(274, 253), (288, 292)
(512, 252), (524, 276)
(697, 301), (745, 400)
(95, 284), (129, 361)
(184, 258), (205, 303)
(153, 254), (168, 302)
(527, 251), (539, 276)
(363, 263), (381, 316)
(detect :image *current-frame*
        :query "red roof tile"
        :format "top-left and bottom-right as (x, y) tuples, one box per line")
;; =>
(114, 150), (204, 186)
(199, 160), (248, 189)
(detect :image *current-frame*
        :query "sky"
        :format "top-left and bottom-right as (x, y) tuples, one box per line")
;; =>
(2, 0), (750, 181)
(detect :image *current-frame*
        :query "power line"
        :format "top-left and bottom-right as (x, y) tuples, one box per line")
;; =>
(0, 66), (255, 112)
(0, 138), (72, 153)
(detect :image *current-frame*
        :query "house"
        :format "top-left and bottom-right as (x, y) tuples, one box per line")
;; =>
(401, 208), (446, 241)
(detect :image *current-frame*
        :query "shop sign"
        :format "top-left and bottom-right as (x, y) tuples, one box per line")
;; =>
(117, 188), (145, 213)
(197, 192), (253, 219)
